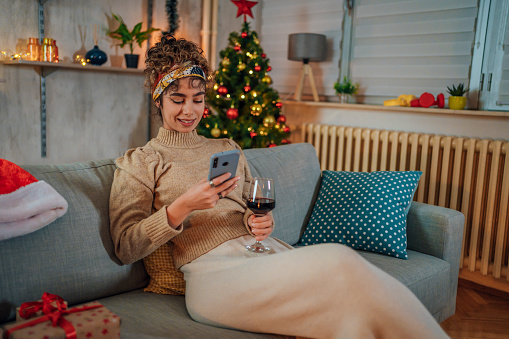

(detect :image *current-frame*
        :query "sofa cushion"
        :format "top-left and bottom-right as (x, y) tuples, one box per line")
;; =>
(299, 170), (421, 259)
(98, 290), (291, 338)
(0, 160), (148, 324)
(357, 249), (450, 317)
(243, 143), (321, 246)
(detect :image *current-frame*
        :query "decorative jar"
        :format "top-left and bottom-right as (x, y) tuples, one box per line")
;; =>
(42, 38), (55, 62)
(26, 37), (40, 61)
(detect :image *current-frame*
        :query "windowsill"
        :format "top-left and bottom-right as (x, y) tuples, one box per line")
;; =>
(282, 100), (509, 118)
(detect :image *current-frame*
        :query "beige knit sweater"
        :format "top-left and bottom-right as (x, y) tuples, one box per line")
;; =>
(109, 128), (255, 293)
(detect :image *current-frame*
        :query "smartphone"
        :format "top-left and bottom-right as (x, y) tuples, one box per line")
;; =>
(208, 149), (241, 181)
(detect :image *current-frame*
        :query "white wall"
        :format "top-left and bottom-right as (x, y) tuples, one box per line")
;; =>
(0, 0), (200, 165)
(1, 0), (506, 166)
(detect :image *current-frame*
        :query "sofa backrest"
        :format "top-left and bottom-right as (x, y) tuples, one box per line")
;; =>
(0, 159), (148, 324)
(244, 143), (321, 245)
(0, 143), (321, 324)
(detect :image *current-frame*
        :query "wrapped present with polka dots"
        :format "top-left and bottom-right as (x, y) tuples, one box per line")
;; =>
(2, 300), (120, 339)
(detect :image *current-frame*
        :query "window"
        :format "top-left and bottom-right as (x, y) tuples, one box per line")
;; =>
(347, 0), (478, 106)
(477, 0), (509, 111)
(259, 0), (343, 98)
(259, 0), (508, 111)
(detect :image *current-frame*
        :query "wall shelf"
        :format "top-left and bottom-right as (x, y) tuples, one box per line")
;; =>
(3, 60), (143, 77)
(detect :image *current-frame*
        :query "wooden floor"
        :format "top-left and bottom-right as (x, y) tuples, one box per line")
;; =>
(441, 280), (509, 338)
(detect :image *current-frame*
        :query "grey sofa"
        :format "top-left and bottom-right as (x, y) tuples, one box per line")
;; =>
(0, 143), (464, 338)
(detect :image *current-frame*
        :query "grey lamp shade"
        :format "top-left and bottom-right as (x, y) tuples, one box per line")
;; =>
(288, 33), (326, 62)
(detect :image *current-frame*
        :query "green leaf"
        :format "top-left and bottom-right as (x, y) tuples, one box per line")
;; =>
(131, 23), (142, 36)
(107, 13), (160, 54)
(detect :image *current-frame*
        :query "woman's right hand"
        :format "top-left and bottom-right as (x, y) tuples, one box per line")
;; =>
(182, 172), (240, 210)
(165, 173), (240, 228)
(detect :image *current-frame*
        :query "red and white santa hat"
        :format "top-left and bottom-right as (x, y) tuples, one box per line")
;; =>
(0, 159), (68, 241)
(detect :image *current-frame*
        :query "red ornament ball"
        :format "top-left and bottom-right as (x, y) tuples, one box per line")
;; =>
(241, 32), (248, 38)
(283, 126), (290, 133)
(250, 131), (257, 138)
(203, 108), (210, 118)
(234, 45), (241, 52)
(269, 143), (277, 148)
(275, 102), (283, 109)
(244, 85), (251, 92)
(276, 115), (286, 123)
(267, 66), (272, 72)
(226, 108), (239, 120)
(262, 53), (266, 58)
(254, 65), (261, 72)
(281, 139), (291, 144)
(218, 86), (228, 95)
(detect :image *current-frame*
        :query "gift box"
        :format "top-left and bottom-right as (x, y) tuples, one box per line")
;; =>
(3, 300), (120, 339)
(16, 293), (68, 321)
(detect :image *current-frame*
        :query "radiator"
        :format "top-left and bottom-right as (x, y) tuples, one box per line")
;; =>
(302, 123), (509, 281)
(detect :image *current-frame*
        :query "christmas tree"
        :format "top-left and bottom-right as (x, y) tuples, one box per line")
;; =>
(198, 4), (290, 149)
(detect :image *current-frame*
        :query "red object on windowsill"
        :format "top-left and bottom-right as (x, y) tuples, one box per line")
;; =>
(410, 92), (445, 108)
(419, 92), (435, 108)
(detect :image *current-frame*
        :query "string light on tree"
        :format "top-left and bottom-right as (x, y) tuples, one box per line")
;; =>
(197, 0), (290, 148)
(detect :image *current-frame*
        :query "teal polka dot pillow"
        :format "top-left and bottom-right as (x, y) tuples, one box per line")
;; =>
(300, 170), (422, 259)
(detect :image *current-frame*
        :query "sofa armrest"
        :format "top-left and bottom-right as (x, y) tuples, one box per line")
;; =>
(406, 201), (464, 321)
(406, 201), (464, 264)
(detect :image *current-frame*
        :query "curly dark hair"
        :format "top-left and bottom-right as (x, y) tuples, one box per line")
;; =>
(144, 35), (213, 120)
(144, 34), (212, 92)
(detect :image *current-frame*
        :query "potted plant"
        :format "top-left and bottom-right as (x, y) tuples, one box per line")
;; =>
(446, 83), (468, 110)
(334, 76), (360, 103)
(107, 13), (160, 68)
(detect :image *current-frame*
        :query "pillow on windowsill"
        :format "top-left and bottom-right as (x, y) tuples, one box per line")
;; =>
(299, 170), (422, 259)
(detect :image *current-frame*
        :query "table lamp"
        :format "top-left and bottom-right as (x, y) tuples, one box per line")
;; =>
(288, 33), (326, 102)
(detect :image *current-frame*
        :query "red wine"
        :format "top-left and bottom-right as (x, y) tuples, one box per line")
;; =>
(247, 198), (275, 215)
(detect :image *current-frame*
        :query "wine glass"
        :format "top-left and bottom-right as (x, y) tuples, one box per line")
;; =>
(245, 177), (276, 253)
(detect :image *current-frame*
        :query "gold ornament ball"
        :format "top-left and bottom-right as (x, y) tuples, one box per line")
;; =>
(262, 75), (272, 84)
(222, 58), (230, 67)
(263, 115), (276, 127)
(258, 126), (268, 136)
(213, 83), (219, 90)
(238, 63), (246, 71)
(250, 104), (263, 116)
(211, 128), (221, 138)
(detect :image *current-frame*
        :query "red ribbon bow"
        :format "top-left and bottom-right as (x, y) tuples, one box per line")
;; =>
(18, 292), (67, 319)
(7, 294), (103, 339)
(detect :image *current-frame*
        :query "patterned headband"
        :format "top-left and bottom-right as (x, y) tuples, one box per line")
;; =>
(152, 62), (206, 101)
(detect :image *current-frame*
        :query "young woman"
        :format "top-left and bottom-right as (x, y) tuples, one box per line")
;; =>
(109, 35), (449, 339)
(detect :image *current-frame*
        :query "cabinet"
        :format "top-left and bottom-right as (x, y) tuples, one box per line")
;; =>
(2, 0), (144, 157)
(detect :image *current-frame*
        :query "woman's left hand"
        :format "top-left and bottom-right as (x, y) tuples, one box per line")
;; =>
(248, 214), (274, 242)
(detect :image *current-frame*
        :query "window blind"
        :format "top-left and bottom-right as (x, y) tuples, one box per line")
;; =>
(259, 0), (343, 99)
(350, 0), (478, 104)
